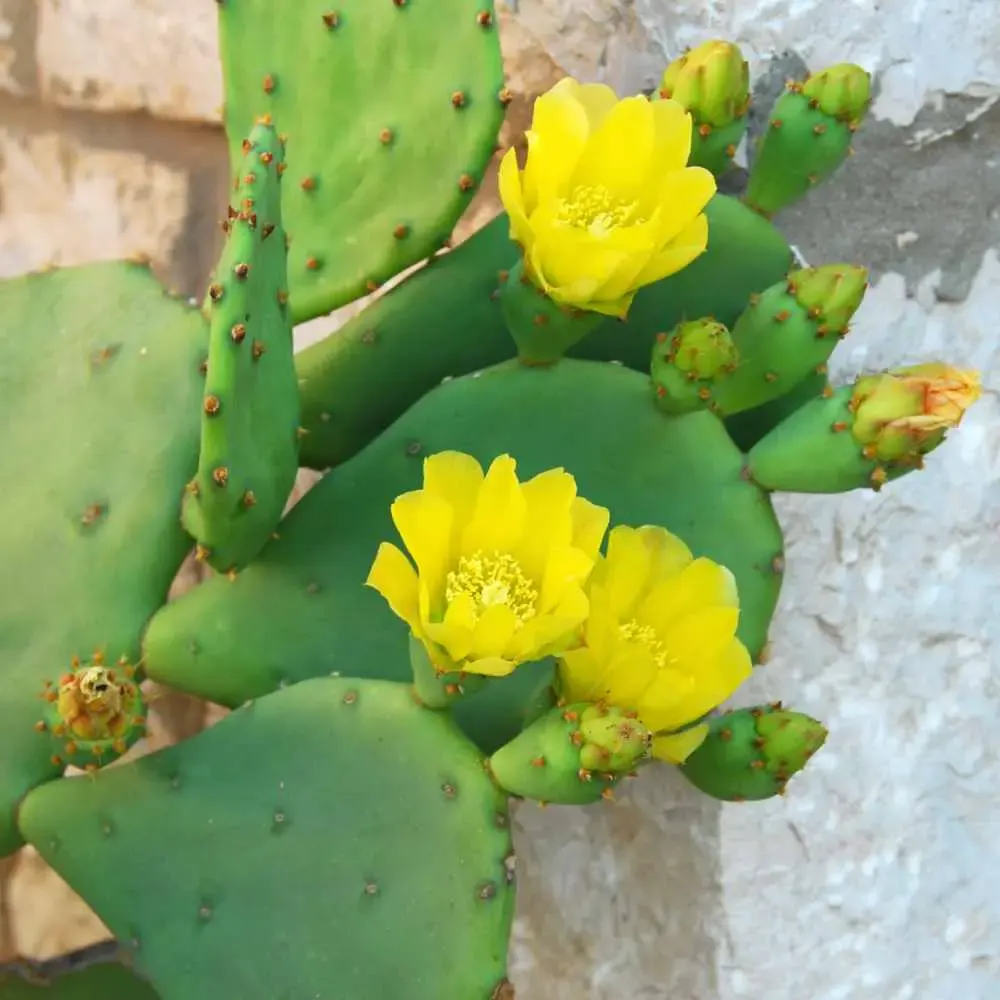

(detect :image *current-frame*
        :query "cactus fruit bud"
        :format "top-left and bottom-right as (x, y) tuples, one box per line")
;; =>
(657, 40), (751, 177)
(745, 62), (871, 216)
(36, 655), (146, 769)
(709, 266), (867, 416)
(651, 318), (738, 415)
(488, 703), (651, 805)
(659, 40), (750, 128)
(747, 362), (982, 493)
(850, 364), (981, 462)
(679, 705), (827, 801)
(787, 264), (867, 334)
(801, 63), (871, 126)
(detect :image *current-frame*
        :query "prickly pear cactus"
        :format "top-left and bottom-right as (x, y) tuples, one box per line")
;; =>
(0, 9), (983, 999)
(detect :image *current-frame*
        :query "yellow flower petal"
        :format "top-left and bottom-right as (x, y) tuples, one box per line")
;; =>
(558, 647), (606, 703)
(630, 214), (709, 287)
(538, 544), (595, 614)
(573, 82), (620, 129)
(365, 543), (420, 631)
(390, 490), (453, 605)
(464, 655), (518, 678)
(634, 525), (693, 579)
(649, 97), (694, 171)
(423, 450), (484, 558)
(461, 455), (527, 554)
(636, 558), (738, 630)
(648, 167), (716, 245)
(470, 603), (520, 659)
(571, 497), (611, 559)
(524, 84), (592, 206)
(651, 724), (708, 763)
(569, 95), (656, 197)
(602, 643), (660, 706)
(667, 606), (741, 663)
(516, 467), (577, 582)
(602, 525), (654, 617)
(498, 147), (533, 250)
(423, 592), (477, 663)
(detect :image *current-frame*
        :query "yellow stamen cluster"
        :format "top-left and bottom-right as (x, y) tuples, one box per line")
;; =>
(558, 184), (644, 234)
(445, 550), (538, 625)
(618, 619), (674, 669)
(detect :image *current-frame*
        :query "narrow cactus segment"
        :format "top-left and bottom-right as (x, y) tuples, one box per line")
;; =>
(36, 653), (146, 772)
(657, 39), (751, 177)
(18, 679), (515, 1000)
(651, 318), (738, 415)
(679, 705), (827, 801)
(217, 0), (506, 323)
(748, 364), (981, 493)
(489, 704), (648, 805)
(144, 359), (784, 751)
(181, 120), (300, 573)
(709, 265), (868, 417)
(0, 261), (207, 855)
(723, 371), (829, 453)
(744, 64), (871, 217)
(0, 961), (160, 999)
(295, 195), (792, 469)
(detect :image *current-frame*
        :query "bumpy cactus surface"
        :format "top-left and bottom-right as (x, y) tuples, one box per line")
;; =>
(0, 10), (982, 999)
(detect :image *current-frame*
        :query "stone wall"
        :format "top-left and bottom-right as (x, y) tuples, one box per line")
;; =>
(2, 2), (999, 999)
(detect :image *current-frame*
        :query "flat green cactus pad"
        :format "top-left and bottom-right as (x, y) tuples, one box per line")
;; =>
(144, 359), (784, 752)
(18, 678), (515, 1000)
(180, 120), (300, 573)
(0, 262), (207, 855)
(0, 961), (159, 999)
(295, 194), (792, 470)
(218, 0), (506, 323)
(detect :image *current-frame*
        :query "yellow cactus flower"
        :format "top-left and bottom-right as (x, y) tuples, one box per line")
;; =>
(366, 451), (610, 678)
(498, 77), (717, 318)
(557, 525), (752, 763)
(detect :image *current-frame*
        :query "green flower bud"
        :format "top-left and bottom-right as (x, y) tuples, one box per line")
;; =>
(801, 63), (871, 126)
(788, 263), (868, 335)
(578, 704), (652, 773)
(651, 318), (738, 415)
(660, 40), (750, 128)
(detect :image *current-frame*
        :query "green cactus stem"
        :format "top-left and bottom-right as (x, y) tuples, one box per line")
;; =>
(658, 39), (751, 177)
(180, 118), (300, 574)
(747, 363), (981, 493)
(218, 0), (506, 323)
(709, 264), (867, 416)
(498, 259), (604, 365)
(408, 635), (488, 709)
(18, 678), (515, 1000)
(744, 63), (871, 217)
(680, 704), (827, 801)
(489, 703), (650, 805)
(36, 654), (146, 772)
(0, 960), (160, 999)
(651, 317), (738, 415)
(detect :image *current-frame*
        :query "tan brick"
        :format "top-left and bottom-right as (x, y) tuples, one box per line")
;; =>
(37, 0), (221, 122)
(0, 0), (39, 98)
(0, 101), (228, 290)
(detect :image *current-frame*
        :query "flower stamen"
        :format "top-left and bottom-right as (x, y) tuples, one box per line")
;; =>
(446, 550), (538, 625)
(618, 619), (675, 669)
(558, 184), (644, 235)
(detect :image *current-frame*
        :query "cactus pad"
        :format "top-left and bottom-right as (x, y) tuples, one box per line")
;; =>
(144, 359), (784, 751)
(0, 261), (207, 854)
(18, 678), (515, 1000)
(180, 120), (300, 573)
(295, 194), (792, 469)
(0, 962), (160, 999)
(218, 0), (506, 323)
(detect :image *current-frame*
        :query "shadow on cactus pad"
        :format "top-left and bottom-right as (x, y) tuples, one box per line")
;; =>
(0, 960), (160, 999)
(144, 359), (785, 753)
(0, 262), (207, 855)
(218, 0), (507, 323)
(17, 678), (515, 1000)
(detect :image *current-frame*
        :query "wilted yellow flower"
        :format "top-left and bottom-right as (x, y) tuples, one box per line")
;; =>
(366, 452), (610, 677)
(558, 525), (752, 763)
(498, 77), (717, 318)
(852, 363), (982, 461)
